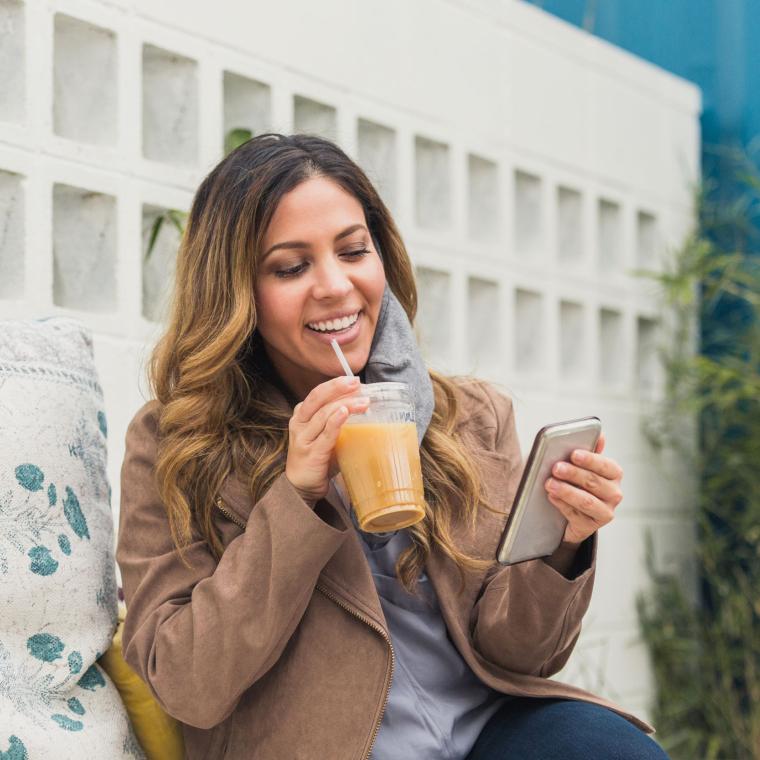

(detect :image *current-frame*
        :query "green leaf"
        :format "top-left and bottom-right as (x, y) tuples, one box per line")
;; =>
(145, 214), (165, 262)
(166, 209), (188, 236)
(224, 127), (253, 156)
(144, 210), (187, 262)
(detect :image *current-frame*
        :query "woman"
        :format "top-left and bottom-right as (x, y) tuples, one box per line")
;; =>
(117, 133), (668, 759)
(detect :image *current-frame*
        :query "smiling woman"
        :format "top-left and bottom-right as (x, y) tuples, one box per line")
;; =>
(116, 133), (666, 760)
(254, 178), (386, 399)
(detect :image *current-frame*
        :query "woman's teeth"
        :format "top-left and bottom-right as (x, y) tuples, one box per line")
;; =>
(307, 312), (360, 333)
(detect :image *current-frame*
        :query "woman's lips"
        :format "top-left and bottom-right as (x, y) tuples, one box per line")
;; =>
(304, 311), (362, 345)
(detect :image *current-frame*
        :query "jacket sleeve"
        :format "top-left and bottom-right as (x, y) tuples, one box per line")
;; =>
(470, 383), (597, 678)
(116, 403), (350, 729)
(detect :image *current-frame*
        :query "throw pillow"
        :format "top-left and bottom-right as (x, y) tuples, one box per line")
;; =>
(0, 317), (144, 759)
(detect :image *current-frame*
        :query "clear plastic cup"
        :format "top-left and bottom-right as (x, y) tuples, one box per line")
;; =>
(335, 381), (425, 532)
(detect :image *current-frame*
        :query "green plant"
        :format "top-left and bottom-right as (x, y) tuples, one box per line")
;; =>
(637, 149), (760, 759)
(144, 208), (187, 263)
(224, 127), (253, 157)
(144, 128), (254, 261)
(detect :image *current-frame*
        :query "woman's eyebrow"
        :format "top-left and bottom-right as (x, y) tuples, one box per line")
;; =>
(262, 223), (367, 259)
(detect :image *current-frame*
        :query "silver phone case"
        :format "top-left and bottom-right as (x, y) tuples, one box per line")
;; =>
(496, 416), (602, 565)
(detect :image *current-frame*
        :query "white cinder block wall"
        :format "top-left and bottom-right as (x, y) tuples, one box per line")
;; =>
(0, 0), (700, 724)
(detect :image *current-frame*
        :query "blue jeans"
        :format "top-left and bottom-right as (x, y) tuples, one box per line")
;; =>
(466, 698), (670, 760)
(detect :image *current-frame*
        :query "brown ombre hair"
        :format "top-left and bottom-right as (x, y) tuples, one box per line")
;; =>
(149, 133), (498, 594)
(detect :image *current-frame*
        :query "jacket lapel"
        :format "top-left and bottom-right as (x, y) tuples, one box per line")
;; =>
(316, 481), (389, 631)
(426, 446), (514, 637)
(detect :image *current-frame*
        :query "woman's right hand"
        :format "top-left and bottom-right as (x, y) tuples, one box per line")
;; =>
(285, 375), (369, 506)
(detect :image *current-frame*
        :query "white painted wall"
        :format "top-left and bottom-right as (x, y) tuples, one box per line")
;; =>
(0, 0), (701, 724)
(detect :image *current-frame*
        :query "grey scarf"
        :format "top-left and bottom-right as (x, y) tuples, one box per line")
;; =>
(362, 284), (434, 445)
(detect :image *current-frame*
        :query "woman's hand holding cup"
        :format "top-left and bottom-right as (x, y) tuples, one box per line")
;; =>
(285, 376), (370, 506)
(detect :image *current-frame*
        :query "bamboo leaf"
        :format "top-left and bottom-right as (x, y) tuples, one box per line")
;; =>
(166, 209), (188, 236)
(635, 147), (760, 758)
(144, 215), (165, 262)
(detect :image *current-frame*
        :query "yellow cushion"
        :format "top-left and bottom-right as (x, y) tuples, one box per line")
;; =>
(99, 606), (185, 760)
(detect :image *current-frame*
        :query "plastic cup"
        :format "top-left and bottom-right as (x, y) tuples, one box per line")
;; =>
(335, 381), (425, 533)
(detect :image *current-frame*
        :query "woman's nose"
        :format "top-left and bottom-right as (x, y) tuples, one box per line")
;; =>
(312, 259), (353, 300)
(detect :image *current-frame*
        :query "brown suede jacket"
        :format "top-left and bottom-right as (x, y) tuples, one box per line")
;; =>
(116, 377), (652, 760)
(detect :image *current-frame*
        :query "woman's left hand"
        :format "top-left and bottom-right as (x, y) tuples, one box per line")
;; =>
(544, 432), (623, 545)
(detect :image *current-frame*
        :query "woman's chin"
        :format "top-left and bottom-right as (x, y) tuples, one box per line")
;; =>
(345, 342), (371, 373)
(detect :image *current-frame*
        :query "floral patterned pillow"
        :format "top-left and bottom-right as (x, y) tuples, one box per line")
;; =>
(0, 318), (144, 759)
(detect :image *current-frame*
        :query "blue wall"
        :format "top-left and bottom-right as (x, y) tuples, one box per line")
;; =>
(523, 1), (760, 202)
(523, 3), (760, 374)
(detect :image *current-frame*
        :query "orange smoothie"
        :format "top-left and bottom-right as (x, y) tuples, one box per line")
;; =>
(335, 420), (425, 532)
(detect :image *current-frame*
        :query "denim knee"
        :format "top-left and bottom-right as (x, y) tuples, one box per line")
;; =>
(466, 698), (670, 760)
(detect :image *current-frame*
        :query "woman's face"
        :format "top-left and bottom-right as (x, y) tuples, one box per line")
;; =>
(255, 176), (386, 400)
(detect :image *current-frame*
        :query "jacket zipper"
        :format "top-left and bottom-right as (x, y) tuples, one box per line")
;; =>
(315, 583), (394, 760)
(214, 498), (394, 760)
(215, 496), (245, 528)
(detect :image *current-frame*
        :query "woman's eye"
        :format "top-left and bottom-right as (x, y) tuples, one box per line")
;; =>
(274, 248), (370, 279)
(275, 263), (306, 278)
(343, 248), (370, 259)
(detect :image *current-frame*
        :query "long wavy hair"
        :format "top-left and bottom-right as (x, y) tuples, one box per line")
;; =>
(149, 133), (499, 594)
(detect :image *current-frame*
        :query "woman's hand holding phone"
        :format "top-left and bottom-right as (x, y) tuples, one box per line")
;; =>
(544, 431), (624, 545)
(496, 417), (624, 567)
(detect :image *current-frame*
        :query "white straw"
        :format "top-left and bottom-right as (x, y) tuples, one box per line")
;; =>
(330, 339), (354, 377)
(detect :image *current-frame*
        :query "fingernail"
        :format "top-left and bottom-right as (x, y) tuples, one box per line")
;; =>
(554, 462), (568, 476)
(343, 376), (359, 385)
(572, 450), (589, 464)
(545, 478), (558, 492)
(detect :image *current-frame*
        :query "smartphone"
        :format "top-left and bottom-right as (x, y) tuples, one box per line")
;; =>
(495, 416), (602, 565)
